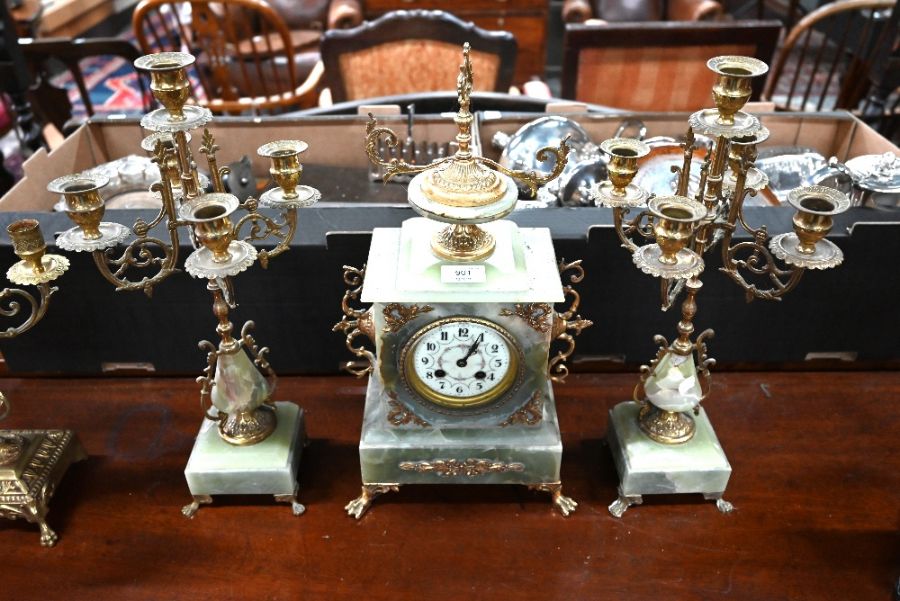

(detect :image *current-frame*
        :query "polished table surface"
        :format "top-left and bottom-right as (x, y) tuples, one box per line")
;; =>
(1, 372), (897, 600)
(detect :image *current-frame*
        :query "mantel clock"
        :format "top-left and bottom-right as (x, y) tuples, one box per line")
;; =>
(335, 44), (591, 518)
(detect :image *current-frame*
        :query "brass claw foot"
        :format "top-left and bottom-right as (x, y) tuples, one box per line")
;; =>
(275, 487), (306, 516)
(38, 520), (58, 548)
(22, 503), (58, 547)
(181, 494), (213, 518)
(345, 484), (399, 519)
(608, 492), (643, 518)
(704, 493), (734, 514)
(529, 483), (577, 516)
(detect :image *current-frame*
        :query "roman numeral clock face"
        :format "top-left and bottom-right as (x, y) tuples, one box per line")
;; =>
(400, 318), (521, 409)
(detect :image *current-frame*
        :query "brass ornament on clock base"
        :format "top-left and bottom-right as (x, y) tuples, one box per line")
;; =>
(337, 45), (589, 518)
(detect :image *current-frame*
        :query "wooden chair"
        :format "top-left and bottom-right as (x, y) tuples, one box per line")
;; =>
(763, 0), (898, 113)
(19, 37), (151, 135)
(132, 0), (323, 113)
(319, 10), (517, 104)
(561, 20), (782, 111)
(563, 0), (724, 23)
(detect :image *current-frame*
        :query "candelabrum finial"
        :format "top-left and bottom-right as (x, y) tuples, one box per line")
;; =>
(457, 42), (473, 115)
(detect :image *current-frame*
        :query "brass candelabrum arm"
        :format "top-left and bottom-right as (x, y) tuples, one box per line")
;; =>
(333, 265), (375, 377)
(232, 199), (298, 269)
(548, 259), (593, 383)
(612, 206), (655, 254)
(91, 144), (185, 296)
(0, 283), (56, 339)
(716, 157), (806, 302)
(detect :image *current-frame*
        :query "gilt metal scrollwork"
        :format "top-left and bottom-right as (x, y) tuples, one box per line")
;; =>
(332, 265), (375, 377)
(548, 259), (593, 383)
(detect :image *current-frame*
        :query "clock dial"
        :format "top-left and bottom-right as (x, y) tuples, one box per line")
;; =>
(402, 318), (519, 409)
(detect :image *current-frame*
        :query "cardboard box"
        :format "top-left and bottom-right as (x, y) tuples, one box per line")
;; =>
(0, 111), (897, 376)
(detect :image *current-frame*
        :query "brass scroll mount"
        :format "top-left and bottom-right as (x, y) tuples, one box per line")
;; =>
(549, 259), (593, 383)
(332, 265), (375, 377)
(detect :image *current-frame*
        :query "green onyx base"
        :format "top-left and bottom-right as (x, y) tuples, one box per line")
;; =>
(606, 401), (733, 517)
(347, 377), (576, 518)
(182, 402), (306, 518)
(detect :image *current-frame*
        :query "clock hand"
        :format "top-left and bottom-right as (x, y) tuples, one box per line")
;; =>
(456, 333), (483, 367)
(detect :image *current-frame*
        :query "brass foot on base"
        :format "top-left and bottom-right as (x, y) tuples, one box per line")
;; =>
(704, 493), (734, 513)
(275, 486), (306, 516)
(38, 520), (58, 547)
(345, 484), (399, 519)
(529, 482), (577, 516)
(181, 495), (213, 518)
(608, 493), (643, 518)
(20, 503), (58, 547)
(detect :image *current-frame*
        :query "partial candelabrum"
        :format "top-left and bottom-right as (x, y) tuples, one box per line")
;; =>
(593, 55), (850, 443)
(0, 218), (70, 453)
(45, 51), (320, 446)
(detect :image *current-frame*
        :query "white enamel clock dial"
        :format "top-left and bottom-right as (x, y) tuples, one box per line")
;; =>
(401, 318), (519, 409)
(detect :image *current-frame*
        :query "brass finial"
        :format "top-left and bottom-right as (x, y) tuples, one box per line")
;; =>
(457, 42), (473, 115)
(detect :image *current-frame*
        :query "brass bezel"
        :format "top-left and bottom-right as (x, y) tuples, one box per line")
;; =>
(399, 316), (522, 409)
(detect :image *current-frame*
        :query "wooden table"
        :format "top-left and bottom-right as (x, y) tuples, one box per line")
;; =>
(1, 372), (897, 600)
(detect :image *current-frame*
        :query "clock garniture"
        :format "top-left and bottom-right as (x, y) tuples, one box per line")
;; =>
(335, 44), (591, 518)
(0, 219), (86, 547)
(593, 56), (850, 516)
(47, 52), (321, 517)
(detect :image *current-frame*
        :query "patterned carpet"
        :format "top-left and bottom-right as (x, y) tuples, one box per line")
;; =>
(51, 26), (151, 119)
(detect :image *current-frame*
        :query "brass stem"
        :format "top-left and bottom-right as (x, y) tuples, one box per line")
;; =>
(705, 135), (729, 202)
(720, 157), (752, 272)
(673, 278), (702, 354)
(208, 279), (235, 347)
(175, 130), (199, 199)
(675, 127), (695, 198)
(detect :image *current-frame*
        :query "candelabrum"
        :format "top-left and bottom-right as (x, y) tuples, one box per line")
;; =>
(0, 219), (86, 546)
(46, 51), (320, 516)
(594, 56), (850, 517)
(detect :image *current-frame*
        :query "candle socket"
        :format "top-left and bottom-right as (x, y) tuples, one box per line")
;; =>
(728, 126), (770, 172)
(600, 138), (650, 196)
(134, 52), (195, 122)
(258, 140), (308, 199)
(648, 196), (706, 265)
(787, 186), (849, 254)
(48, 174), (109, 241)
(7, 219), (46, 274)
(707, 56), (768, 126)
(180, 193), (239, 263)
